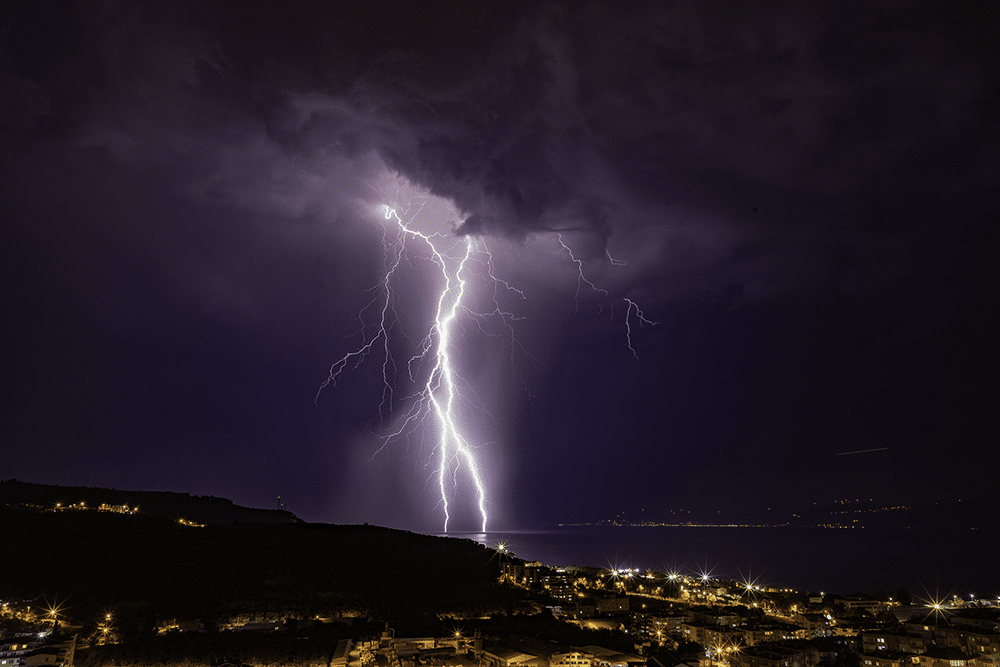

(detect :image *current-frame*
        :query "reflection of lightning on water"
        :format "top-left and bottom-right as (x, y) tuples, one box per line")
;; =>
(317, 193), (657, 532)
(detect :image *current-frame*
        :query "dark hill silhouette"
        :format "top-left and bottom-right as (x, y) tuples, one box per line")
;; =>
(0, 483), (510, 624)
(0, 479), (297, 525)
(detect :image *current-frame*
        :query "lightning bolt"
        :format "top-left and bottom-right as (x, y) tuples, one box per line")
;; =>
(557, 234), (658, 358)
(558, 233), (608, 310)
(317, 189), (656, 533)
(318, 202), (495, 533)
(623, 298), (657, 360)
(410, 215), (488, 534)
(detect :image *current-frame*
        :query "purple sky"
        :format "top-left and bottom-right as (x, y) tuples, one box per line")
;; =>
(1, 1), (997, 532)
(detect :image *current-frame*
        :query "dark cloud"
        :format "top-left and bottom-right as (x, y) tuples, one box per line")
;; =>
(1, 0), (997, 525)
(6, 1), (995, 251)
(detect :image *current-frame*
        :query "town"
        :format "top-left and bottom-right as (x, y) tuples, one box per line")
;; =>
(2, 545), (997, 667)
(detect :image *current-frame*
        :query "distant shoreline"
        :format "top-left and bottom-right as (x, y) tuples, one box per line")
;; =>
(447, 524), (998, 597)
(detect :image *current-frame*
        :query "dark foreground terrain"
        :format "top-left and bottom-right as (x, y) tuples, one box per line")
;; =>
(4, 481), (996, 667)
(1, 481), (510, 626)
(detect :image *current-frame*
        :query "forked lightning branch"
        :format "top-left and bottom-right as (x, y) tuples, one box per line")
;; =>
(317, 203), (491, 533)
(317, 193), (656, 533)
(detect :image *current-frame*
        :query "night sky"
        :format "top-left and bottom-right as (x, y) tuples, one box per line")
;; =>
(2, 1), (997, 533)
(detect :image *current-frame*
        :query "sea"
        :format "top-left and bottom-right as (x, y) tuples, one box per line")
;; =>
(446, 525), (998, 600)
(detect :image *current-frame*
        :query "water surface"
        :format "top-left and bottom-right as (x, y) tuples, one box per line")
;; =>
(448, 525), (997, 598)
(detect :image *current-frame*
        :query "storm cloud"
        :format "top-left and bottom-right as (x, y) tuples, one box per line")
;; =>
(1, 0), (997, 527)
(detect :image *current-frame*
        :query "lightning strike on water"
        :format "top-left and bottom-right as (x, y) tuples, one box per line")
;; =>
(316, 186), (657, 532)
(317, 201), (508, 533)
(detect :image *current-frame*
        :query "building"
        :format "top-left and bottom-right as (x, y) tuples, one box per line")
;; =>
(580, 645), (645, 667)
(700, 627), (741, 652)
(331, 639), (352, 667)
(914, 648), (980, 667)
(569, 601), (597, 620)
(680, 622), (712, 645)
(596, 598), (630, 616)
(0, 637), (74, 667)
(860, 650), (912, 667)
(481, 647), (545, 667)
(730, 644), (819, 667)
(936, 627), (1000, 667)
(0, 641), (34, 667)
(647, 616), (690, 634)
(792, 614), (832, 638)
(861, 633), (928, 655)
(832, 621), (883, 639)
(903, 622), (938, 644)
(543, 573), (578, 603)
(951, 611), (1000, 634)
(552, 651), (597, 667)
(736, 622), (806, 646)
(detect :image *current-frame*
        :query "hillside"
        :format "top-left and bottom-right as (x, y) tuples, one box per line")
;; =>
(0, 479), (297, 525)
(0, 484), (511, 629)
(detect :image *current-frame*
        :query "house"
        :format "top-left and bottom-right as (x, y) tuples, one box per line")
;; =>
(552, 651), (597, 667)
(860, 650), (912, 667)
(935, 626), (1000, 666)
(914, 648), (980, 667)
(792, 613), (832, 638)
(861, 632), (927, 655)
(596, 598), (630, 616)
(579, 645), (645, 667)
(730, 643), (819, 667)
(332, 639), (352, 667)
(481, 647), (545, 667)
